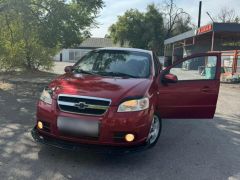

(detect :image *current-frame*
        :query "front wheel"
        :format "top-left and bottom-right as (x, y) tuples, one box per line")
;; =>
(146, 114), (162, 147)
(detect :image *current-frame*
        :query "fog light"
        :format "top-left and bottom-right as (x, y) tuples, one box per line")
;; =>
(125, 134), (135, 142)
(37, 121), (43, 129)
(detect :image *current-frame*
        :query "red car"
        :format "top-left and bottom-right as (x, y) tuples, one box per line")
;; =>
(32, 48), (221, 152)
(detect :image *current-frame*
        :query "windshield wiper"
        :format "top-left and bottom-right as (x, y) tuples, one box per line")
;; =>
(73, 68), (95, 75)
(96, 71), (137, 78)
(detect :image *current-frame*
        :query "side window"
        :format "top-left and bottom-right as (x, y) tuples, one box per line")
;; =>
(170, 56), (217, 80)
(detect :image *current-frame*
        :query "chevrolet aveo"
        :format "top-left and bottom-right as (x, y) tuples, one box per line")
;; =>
(32, 48), (221, 152)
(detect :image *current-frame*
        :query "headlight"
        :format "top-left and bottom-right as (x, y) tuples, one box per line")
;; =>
(117, 97), (149, 112)
(40, 88), (53, 105)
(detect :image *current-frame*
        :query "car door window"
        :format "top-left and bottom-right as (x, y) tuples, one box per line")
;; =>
(169, 56), (217, 80)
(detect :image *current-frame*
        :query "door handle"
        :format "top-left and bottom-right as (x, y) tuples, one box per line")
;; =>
(201, 86), (210, 93)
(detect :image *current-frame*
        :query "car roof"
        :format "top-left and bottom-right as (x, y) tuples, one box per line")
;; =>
(97, 47), (152, 55)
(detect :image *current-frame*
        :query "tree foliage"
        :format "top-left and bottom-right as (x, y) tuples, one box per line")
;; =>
(110, 9), (146, 48)
(0, 0), (103, 71)
(215, 7), (239, 23)
(162, 0), (192, 38)
(109, 4), (165, 55)
(171, 16), (192, 36)
(109, 1), (192, 55)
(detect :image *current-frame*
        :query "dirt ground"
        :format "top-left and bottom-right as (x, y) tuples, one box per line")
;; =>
(0, 68), (239, 180)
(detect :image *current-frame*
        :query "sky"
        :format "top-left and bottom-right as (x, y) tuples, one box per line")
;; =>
(91, 0), (240, 37)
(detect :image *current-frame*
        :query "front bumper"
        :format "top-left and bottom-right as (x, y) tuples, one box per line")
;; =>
(31, 127), (150, 154)
(36, 100), (154, 146)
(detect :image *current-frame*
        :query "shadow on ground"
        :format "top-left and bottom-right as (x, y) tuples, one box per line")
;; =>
(0, 78), (239, 180)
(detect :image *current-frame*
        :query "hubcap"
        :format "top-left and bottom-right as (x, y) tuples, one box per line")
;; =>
(147, 115), (160, 144)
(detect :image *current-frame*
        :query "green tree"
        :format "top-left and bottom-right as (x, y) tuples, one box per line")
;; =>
(109, 4), (165, 55)
(109, 9), (145, 48)
(161, 0), (192, 38)
(0, 0), (103, 71)
(144, 4), (165, 54)
(171, 16), (192, 36)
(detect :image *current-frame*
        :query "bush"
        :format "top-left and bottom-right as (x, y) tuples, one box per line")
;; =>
(0, 32), (56, 72)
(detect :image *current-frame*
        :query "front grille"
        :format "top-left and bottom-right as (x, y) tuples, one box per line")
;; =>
(57, 94), (111, 116)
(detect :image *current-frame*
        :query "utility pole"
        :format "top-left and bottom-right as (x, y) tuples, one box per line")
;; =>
(198, 1), (202, 27)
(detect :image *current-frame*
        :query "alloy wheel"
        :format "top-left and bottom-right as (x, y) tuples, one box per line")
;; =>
(147, 115), (161, 145)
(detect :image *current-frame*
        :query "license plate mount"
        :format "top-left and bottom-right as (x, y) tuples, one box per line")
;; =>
(57, 116), (99, 138)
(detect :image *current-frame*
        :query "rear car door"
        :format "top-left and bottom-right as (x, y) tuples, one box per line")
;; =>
(157, 53), (221, 119)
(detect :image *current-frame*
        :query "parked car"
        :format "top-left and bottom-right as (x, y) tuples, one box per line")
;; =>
(32, 48), (221, 152)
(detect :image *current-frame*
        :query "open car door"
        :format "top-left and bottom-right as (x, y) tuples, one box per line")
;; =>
(158, 53), (221, 119)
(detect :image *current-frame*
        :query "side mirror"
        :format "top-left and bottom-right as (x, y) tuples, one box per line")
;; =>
(64, 66), (73, 73)
(163, 73), (178, 83)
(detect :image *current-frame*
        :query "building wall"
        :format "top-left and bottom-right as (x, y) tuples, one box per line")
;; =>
(184, 43), (211, 57)
(53, 49), (92, 62)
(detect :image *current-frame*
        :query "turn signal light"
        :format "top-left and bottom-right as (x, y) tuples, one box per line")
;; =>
(37, 121), (43, 129)
(125, 134), (135, 142)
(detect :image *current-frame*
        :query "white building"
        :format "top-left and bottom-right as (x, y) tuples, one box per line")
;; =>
(54, 38), (122, 62)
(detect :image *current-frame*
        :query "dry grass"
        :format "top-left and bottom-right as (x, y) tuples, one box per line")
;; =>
(0, 81), (14, 91)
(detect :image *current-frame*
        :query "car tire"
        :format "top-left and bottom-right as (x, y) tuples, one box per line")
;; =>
(146, 114), (162, 148)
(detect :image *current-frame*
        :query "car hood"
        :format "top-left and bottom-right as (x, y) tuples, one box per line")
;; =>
(49, 73), (152, 106)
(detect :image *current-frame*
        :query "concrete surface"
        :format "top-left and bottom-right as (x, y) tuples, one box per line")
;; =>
(50, 62), (75, 75)
(0, 66), (239, 179)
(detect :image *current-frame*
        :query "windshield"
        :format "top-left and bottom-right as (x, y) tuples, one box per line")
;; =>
(73, 50), (151, 78)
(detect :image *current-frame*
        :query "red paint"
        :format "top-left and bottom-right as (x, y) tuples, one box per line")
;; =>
(158, 53), (221, 119)
(35, 50), (221, 147)
(197, 24), (213, 35)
